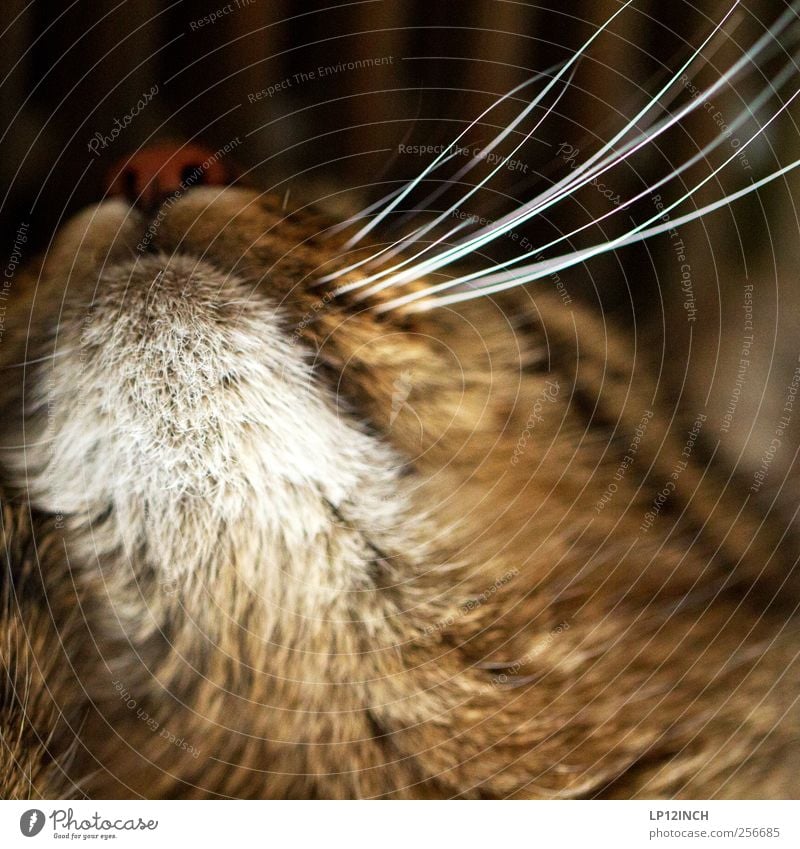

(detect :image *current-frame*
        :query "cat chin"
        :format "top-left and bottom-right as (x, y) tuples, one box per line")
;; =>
(13, 251), (406, 601)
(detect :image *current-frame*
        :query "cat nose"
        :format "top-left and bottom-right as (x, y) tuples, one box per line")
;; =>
(105, 142), (232, 210)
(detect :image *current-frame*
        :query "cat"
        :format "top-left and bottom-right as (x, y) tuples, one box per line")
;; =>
(1, 3), (799, 799)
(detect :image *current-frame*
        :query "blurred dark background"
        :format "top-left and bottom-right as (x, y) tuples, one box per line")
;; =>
(1, 0), (796, 323)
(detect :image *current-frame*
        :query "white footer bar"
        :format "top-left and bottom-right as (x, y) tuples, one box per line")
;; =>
(2, 800), (798, 848)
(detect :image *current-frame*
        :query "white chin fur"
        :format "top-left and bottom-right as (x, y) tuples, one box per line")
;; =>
(17, 254), (405, 595)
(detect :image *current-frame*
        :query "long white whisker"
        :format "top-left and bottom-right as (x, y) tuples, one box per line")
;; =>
(341, 69), (577, 299)
(321, 68), (573, 288)
(458, 21), (749, 231)
(326, 184), (409, 237)
(391, 51), (799, 307)
(522, 11), (800, 225)
(409, 156), (800, 312)
(322, 66), (574, 287)
(331, 7), (652, 292)
(315, 153), (468, 283)
(3, 349), (74, 369)
(337, 215), (478, 292)
(385, 89), (800, 313)
(389, 60), (568, 228)
(334, 81), (539, 255)
(374, 1), (776, 291)
(337, 0), (638, 254)
(491, 1), (747, 220)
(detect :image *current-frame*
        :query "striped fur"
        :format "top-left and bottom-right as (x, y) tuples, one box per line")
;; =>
(0, 183), (797, 798)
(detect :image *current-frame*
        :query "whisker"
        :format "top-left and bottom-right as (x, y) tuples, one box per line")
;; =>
(325, 183), (408, 237)
(336, 84), (537, 254)
(336, 0), (639, 255)
(458, 17), (750, 230)
(488, 1), (749, 224)
(338, 216), (476, 298)
(389, 59), (569, 228)
(387, 49), (800, 310)
(316, 151), (465, 284)
(337, 69), (572, 297)
(3, 349), (74, 369)
(344, 68), (577, 300)
(396, 142), (800, 312)
(371, 1), (762, 293)
(330, 9), (714, 290)
(514, 15), (800, 231)
(327, 8), (650, 291)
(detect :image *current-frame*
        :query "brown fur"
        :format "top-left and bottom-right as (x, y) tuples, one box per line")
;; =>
(0, 187), (797, 798)
(0, 498), (87, 798)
